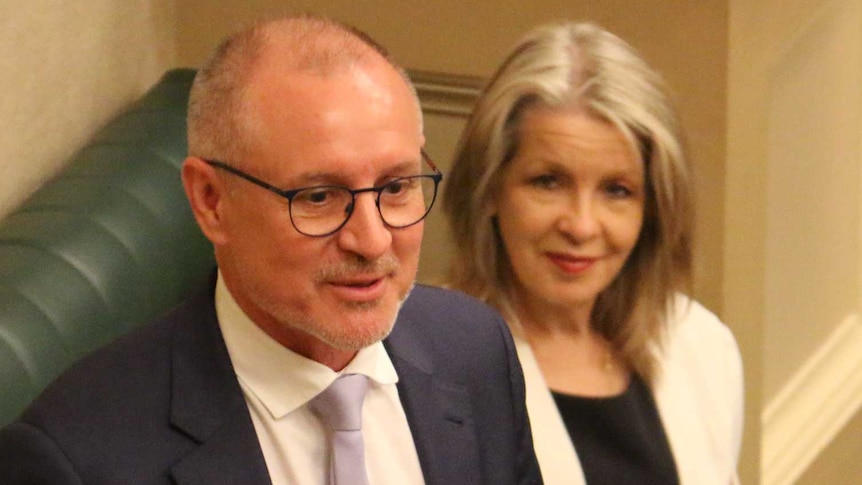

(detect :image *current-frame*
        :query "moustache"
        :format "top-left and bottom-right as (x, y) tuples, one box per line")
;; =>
(316, 254), (400, 281)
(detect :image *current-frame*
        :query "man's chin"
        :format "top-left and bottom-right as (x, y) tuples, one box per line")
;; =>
(321, 316), (397, 351)
(316, 282), (413, 350)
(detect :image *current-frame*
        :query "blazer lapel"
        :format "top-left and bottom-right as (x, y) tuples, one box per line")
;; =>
(170, 409), (272, 485)
(653, 341), (718, 485)
(513, 337), (585, 485)
(166, 287), (272, 485)
(384, 318), (481, 485)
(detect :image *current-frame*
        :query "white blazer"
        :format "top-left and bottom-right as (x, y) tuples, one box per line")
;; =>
(515, 295), (744, 485)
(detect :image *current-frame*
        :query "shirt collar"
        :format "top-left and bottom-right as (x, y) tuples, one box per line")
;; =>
(215, 271), (399, 419)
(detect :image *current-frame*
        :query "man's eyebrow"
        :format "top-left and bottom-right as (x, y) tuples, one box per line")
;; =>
(290, 159), (424, 186)
(289, 172), (336, 186)
(386, 159), (424, 174)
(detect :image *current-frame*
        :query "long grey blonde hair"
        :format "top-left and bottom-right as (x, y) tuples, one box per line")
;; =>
(442, 22), (694, 383)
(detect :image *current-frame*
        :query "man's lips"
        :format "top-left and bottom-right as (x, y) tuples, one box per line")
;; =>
(325, 274), (390, 301)
(317, 256), (400, 300)
(330, 275), (385, 288)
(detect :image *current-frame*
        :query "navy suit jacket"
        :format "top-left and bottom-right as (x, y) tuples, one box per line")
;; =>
(0, 282), (542, 484)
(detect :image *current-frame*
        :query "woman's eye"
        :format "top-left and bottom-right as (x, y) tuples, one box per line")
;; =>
(605, 183), (633, 199)
(529, 174), (559, 189)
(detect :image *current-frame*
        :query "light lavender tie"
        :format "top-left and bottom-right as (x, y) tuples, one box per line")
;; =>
(310, 374), (371, 485)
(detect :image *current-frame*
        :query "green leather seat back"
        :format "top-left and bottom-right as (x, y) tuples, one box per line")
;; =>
(0, 69), (215, 426)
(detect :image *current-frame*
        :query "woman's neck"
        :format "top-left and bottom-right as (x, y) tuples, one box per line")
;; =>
(509, 291), (593, 336)
(511, 298), (630, 397)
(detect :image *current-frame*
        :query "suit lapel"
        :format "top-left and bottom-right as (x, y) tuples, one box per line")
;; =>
(166, 286), (272, 485)
(170, 409), (272, 485)
(384, 315), (482, 485)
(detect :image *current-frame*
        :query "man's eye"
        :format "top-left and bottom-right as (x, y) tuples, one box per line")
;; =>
(384, 179), (411, 195)
(310, 192), (328, 203)
(297, 187), (341, 205)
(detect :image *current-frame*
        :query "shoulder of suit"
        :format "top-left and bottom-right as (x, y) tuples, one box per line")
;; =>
(406, 284), (500, 314)
(398, 285), (508, 339)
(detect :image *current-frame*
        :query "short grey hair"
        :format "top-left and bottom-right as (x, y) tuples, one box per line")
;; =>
(187, 14), (420, 165)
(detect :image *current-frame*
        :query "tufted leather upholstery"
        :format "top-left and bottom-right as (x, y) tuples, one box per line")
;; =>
(0, 69), (215, 426)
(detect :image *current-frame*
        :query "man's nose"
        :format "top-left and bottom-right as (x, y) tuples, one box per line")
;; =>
(336, 193), (392, 259)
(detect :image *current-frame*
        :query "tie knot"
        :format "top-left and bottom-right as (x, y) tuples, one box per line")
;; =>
(310, 374), (369, 432)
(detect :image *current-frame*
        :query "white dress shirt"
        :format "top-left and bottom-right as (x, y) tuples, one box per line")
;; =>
(215, 274), (426, 485)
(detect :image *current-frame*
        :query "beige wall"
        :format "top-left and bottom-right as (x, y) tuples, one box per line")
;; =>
(761, 0), (860, 403)
(0, 0), (177, 219)
(729, 0), (862, 483)
(799, 409), (862, 485)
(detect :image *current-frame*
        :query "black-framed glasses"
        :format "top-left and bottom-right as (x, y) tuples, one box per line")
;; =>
(203, 151), (443, 237)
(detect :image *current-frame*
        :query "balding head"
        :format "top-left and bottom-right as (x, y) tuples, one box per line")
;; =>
(187, 15), (419, 165)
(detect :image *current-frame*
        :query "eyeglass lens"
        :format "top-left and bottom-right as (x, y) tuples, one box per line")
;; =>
(290, 175), (438, 236)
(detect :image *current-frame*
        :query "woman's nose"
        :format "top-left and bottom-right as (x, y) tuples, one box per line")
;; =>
(558, 195), (600, 241)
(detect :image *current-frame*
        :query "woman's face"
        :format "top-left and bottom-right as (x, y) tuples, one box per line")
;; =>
(494, 106), (645, 315)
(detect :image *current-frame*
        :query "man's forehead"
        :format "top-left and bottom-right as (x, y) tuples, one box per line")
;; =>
(244, 65), (402, 121)
(279, 155), (424, 184)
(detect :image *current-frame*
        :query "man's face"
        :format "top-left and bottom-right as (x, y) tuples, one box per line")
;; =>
(214, 58), (425, 362)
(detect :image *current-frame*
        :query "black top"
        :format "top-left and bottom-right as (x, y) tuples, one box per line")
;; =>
(552, 376), (679, 485)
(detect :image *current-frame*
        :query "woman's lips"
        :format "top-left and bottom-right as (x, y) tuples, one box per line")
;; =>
(546, 252), (597, 274)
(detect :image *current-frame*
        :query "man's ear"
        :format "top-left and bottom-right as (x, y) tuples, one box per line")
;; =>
(181, 157), (230, 245)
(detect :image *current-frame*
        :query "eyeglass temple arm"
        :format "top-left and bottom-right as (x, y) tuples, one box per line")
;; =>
(203, 159), (293, 197)
(421, 149), (442, 174)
